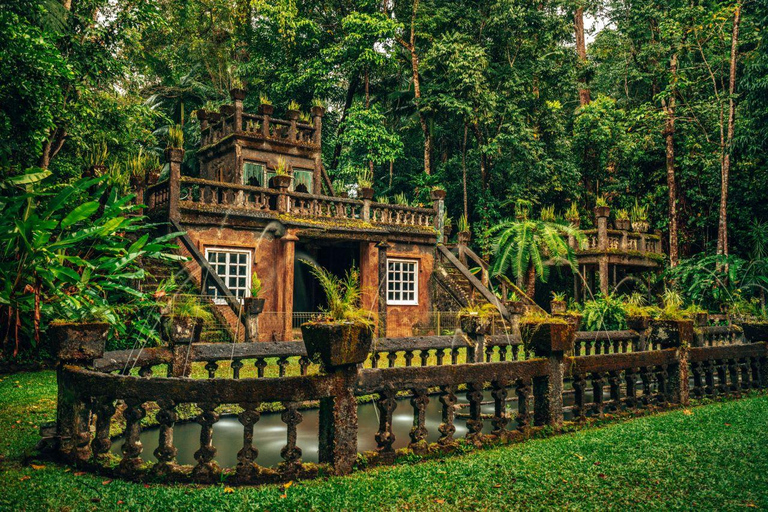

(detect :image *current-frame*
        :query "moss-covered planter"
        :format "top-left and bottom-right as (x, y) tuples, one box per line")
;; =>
(458, 313), (492, 336)
(550, 300), (566, 314)
(615, 219), (631, 231)
(649, 319), (693, 348)
(555, 313), (582, 332)
(286, 109), (301, 121)
(520, 320), (574, 355)
(627, 315), (652, 332)
(741, 322), (768, 343)
(310, 106), (326, 118)
(270, 175), (293, 189)
(631, 221), (650, 233)
(163, 316), (203, 345)
(244, 297), (266, 316)
(594, 206), (610, 218)
(48, 322), (109, 362)
(457, 231), (471, 245)
(359, 187), (375, 200)
(430, 189), (446, 201)
(301, 321), (373, 368)
(259, 104), (274, 116)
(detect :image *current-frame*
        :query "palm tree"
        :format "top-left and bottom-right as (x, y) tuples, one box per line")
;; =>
(487, 201), (583, 299)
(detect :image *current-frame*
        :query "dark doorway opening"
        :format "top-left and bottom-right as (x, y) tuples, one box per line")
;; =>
(293, 241), (360, 314)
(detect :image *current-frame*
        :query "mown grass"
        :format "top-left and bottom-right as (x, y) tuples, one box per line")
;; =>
(1, 370), (767, 511)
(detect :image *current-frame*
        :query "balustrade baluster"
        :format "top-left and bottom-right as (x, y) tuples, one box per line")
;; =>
(451, 347), (460, 365)
(120, 399), (146, 473)
(516, 378), (531, 430)
(751, 357), (762, 389)
(139, 366), (153, 378)
(192, 402), (220, 481)
(485, 345), (495, 362)
(92, 398), (116, 459)
(372, 352), (382, 368)
(740, 358), (751, 390)
(387, 352), (398, 368)
(205, 361), (218, 379)
(404, 351), (414, 367)
(375, 388), (397, 458)
(231, 359), (243, 379)
(491, 380), (509, 437)
(716, 360), (728, 395)
(691, 361), (704, 397)
(704, 360), (716, 396)
(419, 350), (429, 367)
(437, 385), (456, 445)
(465, 381), (484, 443)
(607, 371), (621, 411)
(624, 368), (638, 409)
(236, 402), (261, 481)
(280, 401), (303, 474)
(153, 399), (178, 476)
(436, 349), (445, 366)
(640, 366), (652, 405)
(592, 372), (605, 416)
(255, 359), (267, 378)
(729, 359), (740, 392)
(409, 388), (429, 452)
(299, 356), (311, 375)
(655, 364), (669, 403)
(572, 373), (586, 420)
(277, 357), (289, 377)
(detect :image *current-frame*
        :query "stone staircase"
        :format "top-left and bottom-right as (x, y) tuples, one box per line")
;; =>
(434, 244), (508, 317)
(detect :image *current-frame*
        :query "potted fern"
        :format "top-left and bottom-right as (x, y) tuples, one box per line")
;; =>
(648, 289), (694, 348)
(48, 306), (113, 363)
(457, 214), (471, 245)
(520, 311), (574, 355)
(310, 98), (326, 118)
(165, 124), (185, 162)
(631, 200), (650, 233)
(594, 195), (610, 219)
(161, 295), (212, 345)
(299, 260), (375, 368)
(458, 303), (497, 336)
(430, 185), (447, 202)
(615, 208), (631, 230)
(286, 100), (301, 121)
(258, 94), (274, 116)
(565, 202), (580, 228)
(357, 169), (374, 200)
(550, 291), (567, 314)
(244, 272), (265, 342)
(269, 157), (293, 189)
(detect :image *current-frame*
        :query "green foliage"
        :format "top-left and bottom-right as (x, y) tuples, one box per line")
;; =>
(457, 214), (470, 234)
(631, 200), (648, 223)
(167, 124), (184, 149)
(168, 295), (214, 322)
(0, 169), (181, 357)
(299, 259), (374, 327)
(565, 203), (580, 221)
(595, 195), (609, 208)
(335, 104), (403, 183)
(540, 206), (557, 222)
(251, 272), (263, 298)
(274, 157), (289, 176)
(357, 169), (373, 189)
(287, 100), (300, 111)
(259, 94), (272, 106)
(581, 294), (628, 331)
(615, 209), (630, 221)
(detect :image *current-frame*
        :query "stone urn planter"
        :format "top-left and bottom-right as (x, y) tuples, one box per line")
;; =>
(359, 187), (375, 200)
(506, 301), (526, 316)
(146, 168), (161, 186)
(165, 148), (184, 162)
(338, 191), (349, 199)
(243, 297), (265, 343)
(163, 316), (203, 345)
(741, 322), (768, 343)
(230, 88), (246, 101)
(270, 174), (293, 189)
(520, 320), (574, 356)
(627, 315), (652, 332)
(310, 106), (326, 118)
(550, 300), (567, 315)
(459, 312), (492, 336)
(221, 105), (236, 116)
(443, 224), (453, 240)
(258, 103), (274, 116)
(244, 297), (265, 316)
(48, 322), (109, 363)
(649, 319), (693, 348)
(300, 321), (374, 368)
(632, 220), (650, 233)
(615, 219), (631, 231)
(457, 230), (471, 245)
(286, 109), (301, 121)
(554, 312), (582, 332)
(594, 206), (610, 219)
(430, 189), (447, 202)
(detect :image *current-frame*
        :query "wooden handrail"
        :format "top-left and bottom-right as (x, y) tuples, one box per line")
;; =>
(437, 244), (509, 319)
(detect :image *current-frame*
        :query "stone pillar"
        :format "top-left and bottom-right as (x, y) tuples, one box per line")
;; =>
(377, 241), (390, 337)
(282, 233), (299, 341)
(230, 88), (245, 132)
(260, 104), (273, 137)
(595, 207), (610, 296)
(311, 106), (325, 196)
(359, 242), (379, 313)
(166, 148), (184, 221)
(318, 365), (359, 475)
(465, 327), (486, 363)
(362, 198), (371, 221)
(661, 320), (692, 406)
(168, 338), (193, 378)
(532, 322), (574, 427)
(431, 189), (446, 243)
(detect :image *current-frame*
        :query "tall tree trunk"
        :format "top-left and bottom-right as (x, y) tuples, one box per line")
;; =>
(661, 53), (679, 267)
(330, 76), (360, 171)
(525, 265), (536, 299)
(574, 6), (591, 107)
(717, 2), (743, 259)
(397, 0), (431, 175)
(462, 123), (468, 219)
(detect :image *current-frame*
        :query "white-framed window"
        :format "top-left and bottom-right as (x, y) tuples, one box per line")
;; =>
(204, 248), (251, 305)
(387, 258), (419, 305)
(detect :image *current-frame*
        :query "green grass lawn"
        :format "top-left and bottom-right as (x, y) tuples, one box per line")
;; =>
(1, 370), (767, 511)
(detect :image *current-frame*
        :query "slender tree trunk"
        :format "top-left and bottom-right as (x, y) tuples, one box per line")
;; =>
(525, 265), (536, 299)
(397, 0), (431, 175)
(330, 76), (360, 170)
(661, 53), (679, 267)
(462, 123), (468, 219)
(718, 2), (742, 259)
(574, 6), (591, 107)
(365, 68), (374, 176)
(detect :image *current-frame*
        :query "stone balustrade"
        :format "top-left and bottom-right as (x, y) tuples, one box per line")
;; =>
(201, 112), (318, 148)
(578, 229), (663, 256)
(50, 324), (768, 485)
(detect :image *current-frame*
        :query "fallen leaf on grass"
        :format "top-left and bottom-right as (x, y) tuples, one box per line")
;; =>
(573, 453), (584, 460)
(19, 476), (30, 481)
(223, 487), (234, 494)
(435, 499), (445, 504)
(493, 484), (502, 488)
(74, 471), (86, 476)
(598, 474), (607, 479)
(102, 480), (112, 486)
(284, 481), (293, 489)
(280, 494), (287, 499)
(682, 409), (693, 416)
(30, 464), (45, 470)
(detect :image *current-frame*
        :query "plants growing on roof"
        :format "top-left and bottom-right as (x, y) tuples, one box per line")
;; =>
(357, 169), (373, 189)
(250, 272), (263, 299)
(615, 208), (631, 230)
(299, 111), (311, 123)
(375, 195), (390, 204)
